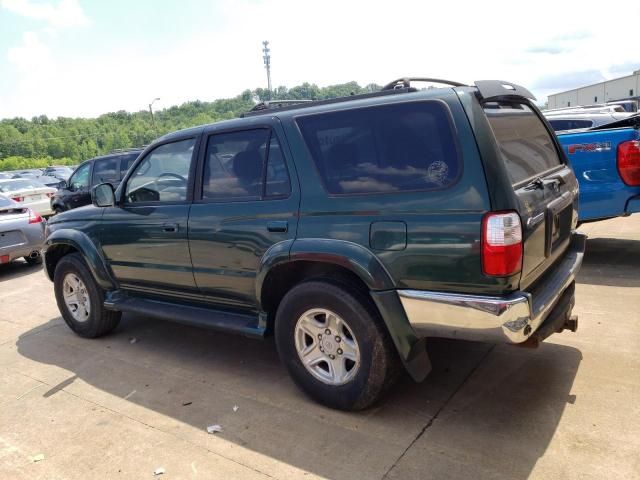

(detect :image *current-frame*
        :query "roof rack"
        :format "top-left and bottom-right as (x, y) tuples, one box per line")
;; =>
(241, 87), (415, 117)
(107, 147), (145, 154)
(241, 77), (536, 117)
(381, 77), (467, 90)
(249, 99), (312, 112)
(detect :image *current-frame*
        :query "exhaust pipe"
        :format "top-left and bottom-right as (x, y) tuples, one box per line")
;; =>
(29, 251), (40, 259)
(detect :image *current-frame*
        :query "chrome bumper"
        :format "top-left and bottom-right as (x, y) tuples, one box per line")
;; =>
(398, 233), (586, 344)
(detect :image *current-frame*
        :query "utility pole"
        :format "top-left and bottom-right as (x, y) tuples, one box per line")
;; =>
(148, 97), (160, 133)
(262, 41), (272, 99)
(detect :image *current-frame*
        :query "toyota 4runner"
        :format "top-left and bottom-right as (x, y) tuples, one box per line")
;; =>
(44, 78), (585, 410)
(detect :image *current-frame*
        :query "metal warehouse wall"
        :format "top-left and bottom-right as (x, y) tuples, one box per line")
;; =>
(548, 72), (640, 109)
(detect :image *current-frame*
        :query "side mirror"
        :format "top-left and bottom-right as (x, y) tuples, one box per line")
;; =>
(59, 180), (67, 189)
(92, 183), (116, 208)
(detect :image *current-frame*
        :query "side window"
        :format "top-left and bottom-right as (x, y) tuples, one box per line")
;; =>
(202, 129), (269, 200)
(296, 101), (461, 194)
(92, 157), (120, 185)
(202, 129), (292, 200)
(69, 162), (91, 191)
(120, 154), (138, 177)
(125, 138), (195, 203)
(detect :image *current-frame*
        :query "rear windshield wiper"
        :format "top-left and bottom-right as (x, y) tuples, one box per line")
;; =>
(524, 177), (544, 190)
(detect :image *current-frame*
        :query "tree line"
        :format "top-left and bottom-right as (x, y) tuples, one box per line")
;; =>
(0, 81), (380, 171)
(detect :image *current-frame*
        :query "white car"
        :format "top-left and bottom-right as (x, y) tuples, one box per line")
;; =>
(0, 179), (56, 216)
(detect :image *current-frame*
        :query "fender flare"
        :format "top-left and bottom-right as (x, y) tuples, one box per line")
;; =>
(256, 238), (396, 306)
(43, 229), (116, 290)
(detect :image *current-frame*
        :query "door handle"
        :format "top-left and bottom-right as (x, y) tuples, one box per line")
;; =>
(267, 221), (288, 233)
(162, 223), (179, 233)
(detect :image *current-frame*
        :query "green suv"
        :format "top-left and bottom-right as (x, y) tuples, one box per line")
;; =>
(44, 78), (585, 410)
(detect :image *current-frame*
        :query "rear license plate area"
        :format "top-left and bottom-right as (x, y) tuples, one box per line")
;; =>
(545, 193), (572, 256)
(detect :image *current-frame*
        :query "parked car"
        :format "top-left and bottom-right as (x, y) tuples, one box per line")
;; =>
(0, 172), (13, 180)
(0, 179), (56, 216)
(544, 110), (634, 132)
(50, 149), (142, 213)
(0, 194), (45, 266)
(554, 114), (640, 222)
(44, 78), (585, 410)
(42, 166), (74, 181)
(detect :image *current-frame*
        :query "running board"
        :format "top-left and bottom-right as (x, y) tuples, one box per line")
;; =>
(104, 295), (265, 338)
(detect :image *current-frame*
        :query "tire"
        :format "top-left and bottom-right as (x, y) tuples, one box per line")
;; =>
(53, 253), (121, 338)
(24, 254), (42, 265)
(275, 279), (400, 410)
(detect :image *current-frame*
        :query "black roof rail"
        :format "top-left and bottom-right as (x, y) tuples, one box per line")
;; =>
(381, 77), (467, 90)
(241, 88), (415, 117)
(249, 99), (312, 112)
(107, 147), (145, 154)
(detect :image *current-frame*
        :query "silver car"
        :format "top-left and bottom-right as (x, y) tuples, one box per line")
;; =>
(0, 194), (45, 266)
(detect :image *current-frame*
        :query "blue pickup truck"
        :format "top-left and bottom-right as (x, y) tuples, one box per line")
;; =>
(555, 115), (640, 222)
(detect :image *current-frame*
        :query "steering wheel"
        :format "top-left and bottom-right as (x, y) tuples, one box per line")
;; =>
(157, 172), (186, 183)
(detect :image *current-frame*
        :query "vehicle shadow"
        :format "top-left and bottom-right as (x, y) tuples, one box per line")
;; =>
(15, 315), (582, 480)
(0, 260), (42, 283)
(577, 237), (640, 288)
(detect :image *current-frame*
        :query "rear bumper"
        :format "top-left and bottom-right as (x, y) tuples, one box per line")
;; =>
(0, 223), (45, 262)
(398, 232), (586, 344)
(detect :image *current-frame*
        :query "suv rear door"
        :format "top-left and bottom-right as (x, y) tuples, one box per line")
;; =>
(483, 102), (578, 289)
(188, 120), (299, 312)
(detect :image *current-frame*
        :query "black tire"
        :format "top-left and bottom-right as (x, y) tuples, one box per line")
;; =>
(53, 253), (121, 338)
(275, 279), (400, 410)
(24, 254), (42, 265)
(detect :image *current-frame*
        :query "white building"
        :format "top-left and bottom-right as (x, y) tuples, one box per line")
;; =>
(547, 70), (640, 109)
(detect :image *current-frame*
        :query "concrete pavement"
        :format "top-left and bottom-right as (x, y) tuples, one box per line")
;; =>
(0, 216), (639, 479)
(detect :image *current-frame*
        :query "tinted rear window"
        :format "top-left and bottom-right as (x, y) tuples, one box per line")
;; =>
(297, 101), (461, 194)
(485, 103), (562, 185)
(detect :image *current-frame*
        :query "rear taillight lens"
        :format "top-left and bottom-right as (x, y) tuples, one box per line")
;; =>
(11, 196), (24, 202)
(28, 209), (43, 224)
(617, 140), (640, 186)
(482, 211), (523, 276)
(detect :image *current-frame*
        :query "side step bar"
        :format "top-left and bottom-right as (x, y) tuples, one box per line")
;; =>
(104, 295), (265, 338)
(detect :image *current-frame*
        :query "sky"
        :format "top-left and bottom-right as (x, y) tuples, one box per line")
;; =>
(0, 0), (639, 119)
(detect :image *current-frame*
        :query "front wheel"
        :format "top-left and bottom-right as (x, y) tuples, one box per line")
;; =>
(53, 253), (121, 338)
(275, 280), (399, 410)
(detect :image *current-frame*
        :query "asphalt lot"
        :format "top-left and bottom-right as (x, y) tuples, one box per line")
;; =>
(1, 216), (639, 480)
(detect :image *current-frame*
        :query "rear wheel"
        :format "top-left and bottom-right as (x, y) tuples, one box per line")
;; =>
(275, 280), (399, 410)
(53, 253), (121, 338)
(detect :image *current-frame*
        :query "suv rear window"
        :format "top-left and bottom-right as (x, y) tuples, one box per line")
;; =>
(484, 103), (562, 185)
(297, 101), (461, 194)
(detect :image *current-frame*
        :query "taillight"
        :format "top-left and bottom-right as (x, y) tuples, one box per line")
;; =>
(482, 211), (523, 276)
(11, 196), (24, 202)
(28, 209), (43, 224)
(617, 140), (640, 186)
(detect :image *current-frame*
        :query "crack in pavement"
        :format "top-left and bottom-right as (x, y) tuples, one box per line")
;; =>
(381, 344), (496, 480)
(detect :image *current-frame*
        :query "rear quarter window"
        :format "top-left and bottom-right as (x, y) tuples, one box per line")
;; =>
(296, 101), (461, 195)
(484, 103), (563, 185)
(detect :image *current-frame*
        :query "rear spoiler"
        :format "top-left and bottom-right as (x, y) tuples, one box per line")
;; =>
(589, 113), (640, 131)
(474, 80), (536, 102)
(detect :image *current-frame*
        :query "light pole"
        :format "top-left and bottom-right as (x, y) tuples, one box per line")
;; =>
(148, 97), (160, 132)
(262, 41), (272, 99)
